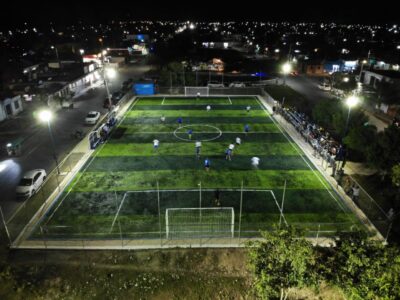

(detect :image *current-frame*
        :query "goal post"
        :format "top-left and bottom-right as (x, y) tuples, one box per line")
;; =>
(166, 207), (234, 239)
(184, 86), (209, 96)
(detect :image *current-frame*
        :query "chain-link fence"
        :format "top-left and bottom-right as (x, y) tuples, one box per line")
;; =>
(156, 86), (266, 96)
(260, 90), (392, 241)
(10, 184), (363, 249)
(337, 174), (392, 240)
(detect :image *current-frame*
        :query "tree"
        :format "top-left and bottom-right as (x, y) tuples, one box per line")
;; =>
(367, 125), (400, 179)
(247, 227), (317, 300)
(392, 164), (400, 187)
(312, 101), (368, 138)
(326, 231), (400, 299)
(331, 73), (357, 92)
(158, 61), (196, 87)
(344, 124), (377, 157)
(376, 80), (400, 106)
(312, 101), (336, 129)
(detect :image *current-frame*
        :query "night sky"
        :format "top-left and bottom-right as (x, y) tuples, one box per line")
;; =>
(0, 1), (398, 28)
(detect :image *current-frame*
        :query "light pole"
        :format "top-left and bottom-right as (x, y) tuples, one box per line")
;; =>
(358, 59), (367, 83)
(51, 46), (59, 61)
(101, 48), (114, 109)
(104, 67), (115, 109)
(344, 95), (360, 135)
(282, 62), (292, 85)
(39, 110), (60, 175)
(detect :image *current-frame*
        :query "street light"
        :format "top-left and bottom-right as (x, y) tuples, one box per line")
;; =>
(79, 49), (85, 55)
(38, 110), (61, 175)
(344, 95), (360, 135)
(51, 45), (59, 61)
(282, 62), (292, 85)
(105, 68), (116, 79)
(358, 59), (368, 82)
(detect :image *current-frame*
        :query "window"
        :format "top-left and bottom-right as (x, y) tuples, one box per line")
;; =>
(13, 100), (20, 110)
(33, 173), (41, 183)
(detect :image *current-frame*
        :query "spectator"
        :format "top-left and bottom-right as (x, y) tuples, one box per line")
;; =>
(214, 189), (221, 206)
(352, 185), (360, 205)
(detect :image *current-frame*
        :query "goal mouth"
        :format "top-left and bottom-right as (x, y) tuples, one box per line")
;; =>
(185, 87), (210, 96)
(166, 207), (234, 239)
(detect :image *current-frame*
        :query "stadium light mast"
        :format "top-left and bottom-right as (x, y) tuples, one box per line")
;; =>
(282, 62), (292, 85)
(51, 45), (59, 61)
(344, 95), (360, 135)
(39, 110), (60, 175)
(358, 50), (370, 82)
(101, 48), (116, 110)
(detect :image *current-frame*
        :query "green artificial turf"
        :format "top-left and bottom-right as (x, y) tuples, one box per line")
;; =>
(33, 96), (362, 240)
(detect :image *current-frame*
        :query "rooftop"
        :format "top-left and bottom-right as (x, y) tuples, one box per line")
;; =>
(369, 69), (400, 79)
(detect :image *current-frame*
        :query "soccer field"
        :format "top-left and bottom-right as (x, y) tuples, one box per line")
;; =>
(32, 96), (361, 241)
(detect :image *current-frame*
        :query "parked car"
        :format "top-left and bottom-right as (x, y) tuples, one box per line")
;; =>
(318, 82), (332, 91)
(229, 82), (246, 88)
(61, 99), (74, 109)
(207, 81), (225, 88)
(121, 78), (134, 91)
(112, 91), (125, 102)
(85, 111), (101, 125)
(16, 169), (47, 198)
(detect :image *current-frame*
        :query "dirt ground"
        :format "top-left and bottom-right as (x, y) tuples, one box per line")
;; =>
(0, 247), (345, 299)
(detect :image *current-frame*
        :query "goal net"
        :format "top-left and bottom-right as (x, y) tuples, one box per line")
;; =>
(184, 86), (209, 96)
(166, 207), (234, 239)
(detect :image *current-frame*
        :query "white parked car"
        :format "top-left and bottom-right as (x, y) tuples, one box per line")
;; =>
(229, 82), (246, 88)
(85, 111), (101, 125)
(318, 82), (332, 91)
(16, 169), (47, 198)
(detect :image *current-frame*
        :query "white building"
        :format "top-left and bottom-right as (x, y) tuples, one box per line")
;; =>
(361, 70), (400, 88)
(0, 95), (23, 122)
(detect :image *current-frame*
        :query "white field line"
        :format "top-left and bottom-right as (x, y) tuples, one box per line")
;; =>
(228, 96), (232, 104)
(255, 96), (348, 214)
(161, 97), (166, 105)
(44, 99), (140, 226)
(272, 193), (288, 226)
(127, 131), (276, 134)
(109, 193), (127, 233)
(122, 188), (275, 193)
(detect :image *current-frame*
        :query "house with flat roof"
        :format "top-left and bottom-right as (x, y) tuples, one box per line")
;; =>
(0, 93), (23, 122)
(361, 69), (400, 88)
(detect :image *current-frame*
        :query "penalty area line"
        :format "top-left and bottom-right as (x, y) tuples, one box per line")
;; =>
(110, 193), (127, 233)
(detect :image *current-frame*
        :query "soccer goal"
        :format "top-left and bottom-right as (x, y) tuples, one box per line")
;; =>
(184, 86), (209, 96)
(166, 207), (234, 239)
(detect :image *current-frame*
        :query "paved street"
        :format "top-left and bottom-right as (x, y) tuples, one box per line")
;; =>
(0, 62), (152, 220)
(285, 75), (389, 132)
(285, 75), (335, 104)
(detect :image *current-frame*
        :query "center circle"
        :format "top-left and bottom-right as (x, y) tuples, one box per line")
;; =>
(173, 124), (222, 142)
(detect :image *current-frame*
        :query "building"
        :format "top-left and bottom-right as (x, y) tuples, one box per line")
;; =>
(324, 59), (358, 73)
(300, 60), (326, 76)
(361, 70), (400, 88)
(0, 94), (23, 122)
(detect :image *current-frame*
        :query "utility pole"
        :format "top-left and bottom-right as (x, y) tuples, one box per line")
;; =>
(358, 50), (371, 82)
